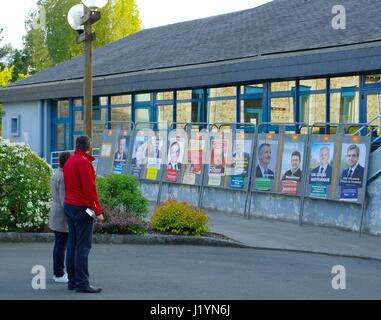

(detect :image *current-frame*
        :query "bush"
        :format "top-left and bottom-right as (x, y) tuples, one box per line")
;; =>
(96, 174), (149, 220)
(0, 140), (53, 232)
(94, 207), (147, 235)
(151, 200), (209, 236)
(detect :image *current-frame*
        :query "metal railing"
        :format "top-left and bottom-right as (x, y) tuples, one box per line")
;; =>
(50, 148), (100, 169)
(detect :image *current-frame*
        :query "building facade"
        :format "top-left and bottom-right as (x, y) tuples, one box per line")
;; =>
(1, 0), (381, 159)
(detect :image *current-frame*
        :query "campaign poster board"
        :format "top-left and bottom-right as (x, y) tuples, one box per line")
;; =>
(130, 130), (149, 179)
(226, 131), (254, 190)
(207, 137), (229, 187)
(308, 135), (337, 200)
(182, 130), (208, 186)
(113, 133), (130, 175)
(252, 133), (280, 193)
(165, 130), (188, 183)
(146, 131), (165, 181)
(278, 134), (307, 196)
(96, 129), (119, 177)
(335, 135), (370, 204)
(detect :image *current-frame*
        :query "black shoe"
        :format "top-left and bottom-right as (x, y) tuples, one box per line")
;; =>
(68, 285), (76, 291)
(76, 286), (102, 293)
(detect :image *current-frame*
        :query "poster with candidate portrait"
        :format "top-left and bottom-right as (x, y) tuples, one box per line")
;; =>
(339, 143), (367, 202)
(146, 132), (164, 180)
(130, 133), (148, 179)
(226, 137), (253, 190)
(208, 138), (229, 186)
(253, 134), (279, 192)
(182, 138), (205, 186)
(113, 135), (130, 175)
(280, 141), (305, 196)
(165, 137), (186, 182)
(308, 141), (335, 199)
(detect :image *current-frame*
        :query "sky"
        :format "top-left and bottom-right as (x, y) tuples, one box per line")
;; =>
(0, 0), (272, 49)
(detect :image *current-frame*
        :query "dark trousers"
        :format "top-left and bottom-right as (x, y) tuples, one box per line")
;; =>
(64, 204), (94, 289)
(53, 231), (68, 278)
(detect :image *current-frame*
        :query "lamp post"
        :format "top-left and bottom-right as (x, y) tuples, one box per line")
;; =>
(68, 0), (108, 141)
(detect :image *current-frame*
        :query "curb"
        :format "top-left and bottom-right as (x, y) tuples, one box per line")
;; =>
(0, 232), (248, 249)
(1, 233), (380, 261)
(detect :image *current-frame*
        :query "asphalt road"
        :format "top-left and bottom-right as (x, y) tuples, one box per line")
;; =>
(0, 243), (380, 300)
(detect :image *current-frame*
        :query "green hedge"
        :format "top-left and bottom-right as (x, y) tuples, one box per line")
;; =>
(96, 174), (149, 220)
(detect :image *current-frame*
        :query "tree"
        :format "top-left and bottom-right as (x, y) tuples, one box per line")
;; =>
(0, 28), (12, 68)
(0, 28), (15, 135)
(24, 0), (141, 72)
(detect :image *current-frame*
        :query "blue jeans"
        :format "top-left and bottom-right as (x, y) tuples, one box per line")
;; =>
(64, 204), (94, 289)
(53, 231), (68, 278)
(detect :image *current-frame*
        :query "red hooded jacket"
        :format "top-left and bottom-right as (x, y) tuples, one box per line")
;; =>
(63, 149), (103, 216)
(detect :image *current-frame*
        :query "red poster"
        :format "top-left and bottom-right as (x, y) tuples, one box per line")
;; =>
(281, 180), (298, 195)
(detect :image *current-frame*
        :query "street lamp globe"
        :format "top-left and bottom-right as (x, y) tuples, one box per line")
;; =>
(82, 0), (108, 10)
(67, 4), (84, 32)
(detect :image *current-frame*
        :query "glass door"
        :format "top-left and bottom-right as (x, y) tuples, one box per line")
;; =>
(51, 100), (71, 151)
(366, 92), (381, 137)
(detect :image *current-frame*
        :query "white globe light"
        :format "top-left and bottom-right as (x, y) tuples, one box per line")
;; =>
(67, 4), (84, 31)
(82, 0), (109, 9)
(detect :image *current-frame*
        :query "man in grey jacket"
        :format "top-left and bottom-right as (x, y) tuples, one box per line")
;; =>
(49, 152), (71, 283)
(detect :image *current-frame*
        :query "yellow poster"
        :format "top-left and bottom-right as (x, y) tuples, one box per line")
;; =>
(147, 168), (158, 180)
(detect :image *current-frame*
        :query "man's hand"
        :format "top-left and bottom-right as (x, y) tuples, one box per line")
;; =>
(96, 214), (104, 221)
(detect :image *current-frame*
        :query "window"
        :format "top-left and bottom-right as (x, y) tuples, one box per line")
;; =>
(74, 110), (84, 132)
(57, 100), (69, 118)
(270, 97), (294, 123)
(158, 105), (173, 128)
(300, 79), (326, 91)
(271, 81), (296, 92)
(156, 92), (173, 101)
(111, 95), (131, 105)
(207, 86), (236, 123)
(135, 93), (151, 102)
(74, 99), (83, 107)
(330, 92), (359, 123)
(111, 107), (131, 123)
(208, 100), (236, 123)
(11, 116), (20, 137)
(240, 84), (264, 125)
(330, 76), (359, 89)
(92, 108), (108, 149)
(365, 74), (381, 85)
(176, 90), (204, 123)
(300, 93), (326, 125)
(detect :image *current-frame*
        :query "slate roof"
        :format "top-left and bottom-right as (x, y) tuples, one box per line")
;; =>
(2, 0), (381, 102)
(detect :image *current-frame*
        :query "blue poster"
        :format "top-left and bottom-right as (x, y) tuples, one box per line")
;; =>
(230, 176), (245, 189)
(340, 184), (359, 202)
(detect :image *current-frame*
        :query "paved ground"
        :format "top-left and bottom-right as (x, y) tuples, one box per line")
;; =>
(206, 210), (381, 260)
(0, 243), (381, 300)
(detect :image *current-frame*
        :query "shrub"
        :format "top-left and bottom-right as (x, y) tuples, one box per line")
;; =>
(94, 207), (147, 235)
(96, 174), (149, 220)
(151, 200), (209, 236)
(0, 140), (53, 232)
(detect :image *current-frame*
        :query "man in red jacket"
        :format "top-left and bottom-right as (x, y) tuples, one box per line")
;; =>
(64, 136), (104, 294)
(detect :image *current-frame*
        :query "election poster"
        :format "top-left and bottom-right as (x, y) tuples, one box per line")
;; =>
(165, 137), (186, 182)
(280, 141), (305, 195)
(113, 135), (129, 175)
(130, 134), (148, 179)
(339, 143), (367, 202)
(309, 142), (335, 198)
(255, 136), (278, 192)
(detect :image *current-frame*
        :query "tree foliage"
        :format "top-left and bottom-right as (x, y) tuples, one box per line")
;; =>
(24, 0), (141, 73)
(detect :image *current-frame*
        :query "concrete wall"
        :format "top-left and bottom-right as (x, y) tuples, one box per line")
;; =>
(140, 175), (381, 236)
(1, 100), (50, 159)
